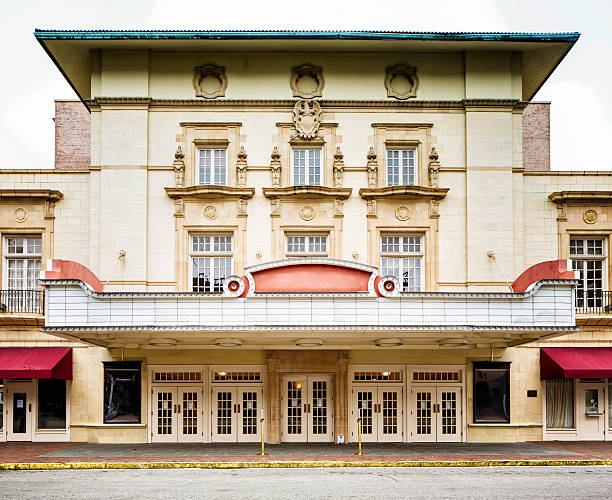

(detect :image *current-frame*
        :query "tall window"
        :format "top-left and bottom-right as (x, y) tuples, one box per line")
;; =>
(198, 149), (227, 185)
(387, 149), (416, 186)
(38, 379), (66, 429)
(286, 235), (328, 257)
(3, 236), (42, 290)
(0, 380), (3, 431)
(191, 235), (233, 292)
(292, 149), (321, 186)
(473, 362), (510, 423)
(546, 379), (574, 429)
(570, 237), (606, 310)
(380, 235), (423, 292)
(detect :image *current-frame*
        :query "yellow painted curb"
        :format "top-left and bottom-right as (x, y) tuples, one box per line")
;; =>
(2, 459), (612, 470)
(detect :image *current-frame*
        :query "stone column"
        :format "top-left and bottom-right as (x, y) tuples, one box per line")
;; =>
(335, 350), (349, 441)
(265, 350), (281, 443)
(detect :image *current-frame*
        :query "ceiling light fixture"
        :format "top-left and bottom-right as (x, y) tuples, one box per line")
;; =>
(375, 338), (402, 347)
(213, 338), (242, 347)
(295, 338), (323, 347)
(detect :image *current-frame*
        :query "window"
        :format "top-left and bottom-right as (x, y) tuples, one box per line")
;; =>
(103, 361), (141, 424)
(546, 379), (574, 429)
(0, 380), (3, 431)
(292, 149), (321, 186)
(473, 362), (510, 423)
(380, 235), (423, 292)
(570, 237), (606, 310)
(198, 149), (227, 185)
(286, 235), (328, 257)
(3, 236), (42, 289)
(37, 379), (66, 429)
(387, 149), (416, 186)
(191, 235), (233, 292)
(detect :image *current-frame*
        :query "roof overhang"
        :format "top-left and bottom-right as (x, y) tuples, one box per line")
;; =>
(34, 30), (579, 103)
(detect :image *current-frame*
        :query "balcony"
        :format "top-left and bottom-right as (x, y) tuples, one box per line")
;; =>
(0, 289), (45, 325)
(575, 290), (612, 326)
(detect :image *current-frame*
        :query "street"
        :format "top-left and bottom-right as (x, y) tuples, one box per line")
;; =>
(1, 466), (611, 499)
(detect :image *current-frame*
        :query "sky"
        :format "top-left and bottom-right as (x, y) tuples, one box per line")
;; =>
(1, 0), (610, 170)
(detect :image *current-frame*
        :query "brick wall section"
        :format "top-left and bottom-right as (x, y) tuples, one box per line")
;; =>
(54, 100), (90, 169)
(522, 102), (550, 171)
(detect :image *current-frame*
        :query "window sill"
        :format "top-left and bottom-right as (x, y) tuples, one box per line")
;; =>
(469, 423), (542, 428)
(359, 185), (449, 200)
(165, 185), (255, 200)
(70, 423), (146, 428)
(262, 186), (352, 200)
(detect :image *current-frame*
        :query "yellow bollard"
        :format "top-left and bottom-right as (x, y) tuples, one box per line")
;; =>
(257, 418), (268, 456)
(354, 417), (365, 456)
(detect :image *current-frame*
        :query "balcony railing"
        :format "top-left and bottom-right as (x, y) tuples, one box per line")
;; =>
(575, 290), (612, 315)
(0, 289), (44, 314)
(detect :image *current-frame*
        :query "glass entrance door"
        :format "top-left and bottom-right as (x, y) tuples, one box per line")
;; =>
(281, 375), (333, 443)
(352, 387), (403, 442)
(152, 386), (202, 443)
(411, 386), (461, 443)
(211, 386), (262, 443)
(7, 383), (32, 441)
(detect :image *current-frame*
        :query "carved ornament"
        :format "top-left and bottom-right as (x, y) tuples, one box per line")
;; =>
(174, 198), (185, 217)
(290, 64), (324, 99)
(299, 205), (316, 221)
(385, 64), (419, 100)
(428, 146), (441, 188)
(238, 198), (248, 217)
(203, 205), (218, 220)
(270, 146), (281, 187)
(367, 147), (378, 187)
(193, 64), (228, 99)
(236, 146), (248, 187)
(173, 145), (185, 187)
(14, 207), (28, 223)
(333, 146), (344, 188)
(334, 199), (344, 217)
(293, 100), (322, 139)
(583, 209), (598, 224)
(395, 206), (411, 221)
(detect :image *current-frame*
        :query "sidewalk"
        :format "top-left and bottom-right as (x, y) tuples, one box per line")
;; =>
(2, 441), (612, 469)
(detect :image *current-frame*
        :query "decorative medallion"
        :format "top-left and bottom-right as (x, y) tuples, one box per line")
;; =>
(395, 206), (411, 221)
(14, 207), (28, 223)
(583, 209), (598, 224)
(193, 64), (228, 99)
(299, 205), (315, 221)
(290, 64), (325, 99)
(385, 64), (419, 100)
(224, 276), (246, 297)
(378, 276), (400, 297)
(204, 205), (218, 220)
(293, 100), (322, 139)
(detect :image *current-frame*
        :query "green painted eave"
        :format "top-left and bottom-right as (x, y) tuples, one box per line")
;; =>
(34, 30), (580, 43)
(34, 29), (580, 103)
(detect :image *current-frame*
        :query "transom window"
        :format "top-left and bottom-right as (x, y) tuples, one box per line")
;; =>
(387, 149), (416, 186)
(570, 237), (606, 310)
(286, 235), (328, 257)
(191, 235), (233, 292)
(292, 149), (321, 186)
(3, 236), (42, 290)
(198, 149), (227, 186)
(380, 235), (423, 292)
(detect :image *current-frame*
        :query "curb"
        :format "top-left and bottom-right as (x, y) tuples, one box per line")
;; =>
(2, 459), (612, 470)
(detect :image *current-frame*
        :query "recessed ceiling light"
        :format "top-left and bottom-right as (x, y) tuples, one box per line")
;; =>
(375, 338), (402, 347)
(295, 338), (323, 347)
(213, 338), (242, 347)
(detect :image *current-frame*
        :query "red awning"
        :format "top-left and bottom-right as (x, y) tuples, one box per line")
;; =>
(0, 347), (72, 379)
(541, 347), (612, 380)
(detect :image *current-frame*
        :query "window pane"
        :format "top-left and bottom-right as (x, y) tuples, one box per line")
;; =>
(214, 150), (227, 186)
(199, 149), (211, 185)
(387, 150), (399, 186)
(103, 362), (141, 423)
(293, 150), (306, 185)
(308, 150), (321, 186)
(546, 379), (574, 429)
(473, 363), (510, 423)
(38, 379), (66, 429)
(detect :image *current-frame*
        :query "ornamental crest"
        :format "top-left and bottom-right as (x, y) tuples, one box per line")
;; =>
(293, 100), (321, 139)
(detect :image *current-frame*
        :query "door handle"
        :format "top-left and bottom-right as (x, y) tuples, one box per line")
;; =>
(28, 403), (32, 413)
(233, 404), (237, 413)
(237, 404), (241, 414)
(303, 403), (307, 413)
(177, 405), (181, 414)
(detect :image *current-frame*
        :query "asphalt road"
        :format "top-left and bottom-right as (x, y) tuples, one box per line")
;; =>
(1, 466), (612, 499)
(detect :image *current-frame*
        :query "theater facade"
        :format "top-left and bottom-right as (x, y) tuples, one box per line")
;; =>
(2, 30), (612, 445)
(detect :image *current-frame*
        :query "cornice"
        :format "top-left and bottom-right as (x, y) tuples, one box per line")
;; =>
(372, 123), (434, 128)
(359, 185), (449, 200)
(526, 171), (612, 177)
(548, 191), (612, 204)
(86, 98), (529, 112)
(262, 186), (352, 200)
(0, 169), (89, 175)
(165, 185), (255, 200)
(0, 189), (64, 201)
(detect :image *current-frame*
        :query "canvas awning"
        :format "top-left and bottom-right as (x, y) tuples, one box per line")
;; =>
(0, 347), (72, 379)
(540, 347), (612, 380)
